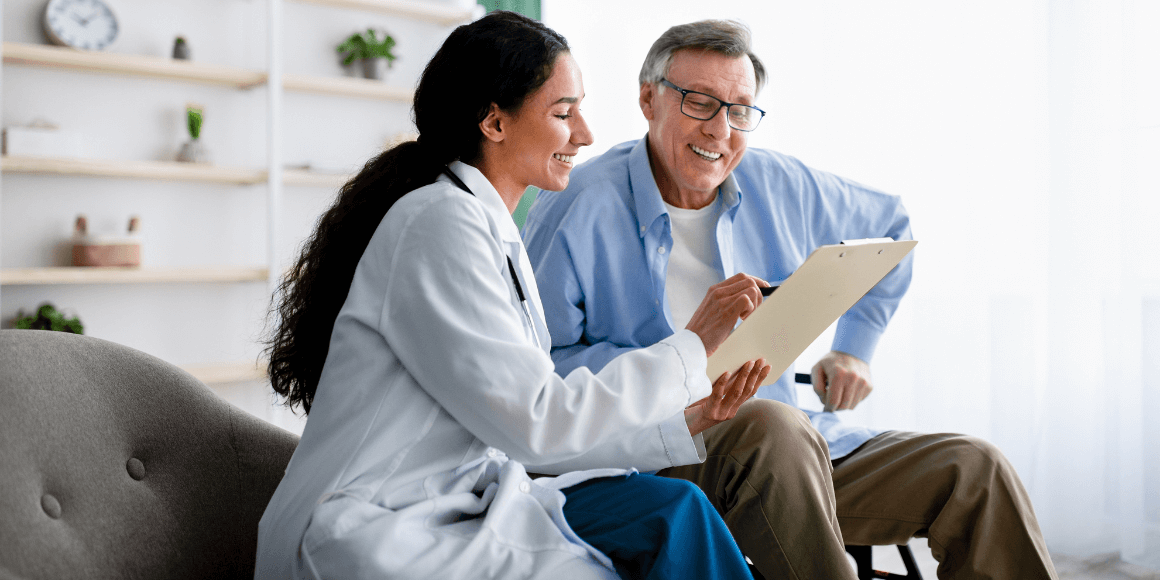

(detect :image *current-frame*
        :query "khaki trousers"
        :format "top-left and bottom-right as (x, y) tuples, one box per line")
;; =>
(658, 399), (856, 579)
(657, 400), (1059, 580)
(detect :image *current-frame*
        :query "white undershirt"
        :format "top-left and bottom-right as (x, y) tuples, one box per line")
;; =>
(664, 196), (724, 331)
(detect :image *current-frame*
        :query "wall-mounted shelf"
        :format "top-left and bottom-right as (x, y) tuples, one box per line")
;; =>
(0, 1), (466, 409)
(3, 42), (415, 102)
(284, 168), (350, 188)
(2, 155), (266, 184)
(1, 42), (266, 89)
(181, 361), (267, 384)
(3, 156), (349, 188)
(291, 0), (475, 25)
(284, 73), (412, 101)
(0, 266), (269, 286)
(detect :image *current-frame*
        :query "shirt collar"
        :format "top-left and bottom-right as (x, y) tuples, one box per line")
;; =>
(439, 160), (522, 244)
(719, 171), (742, 210)
(628, 135), (742, 239)
(628, 137), (668, 240)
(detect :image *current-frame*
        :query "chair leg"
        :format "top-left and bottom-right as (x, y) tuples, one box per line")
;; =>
(897, 544), (924, 579)
(844, 544), (925, 580)
(845, 545), (874, 579)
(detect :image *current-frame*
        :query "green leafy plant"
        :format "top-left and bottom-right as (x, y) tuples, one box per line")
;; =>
(186, 105), (203, 140)
(337, 28), (397, 66)
(14, 303), (84, 334)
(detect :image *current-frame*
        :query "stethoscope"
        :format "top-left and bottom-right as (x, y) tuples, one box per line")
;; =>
(442, 167), (542, 350)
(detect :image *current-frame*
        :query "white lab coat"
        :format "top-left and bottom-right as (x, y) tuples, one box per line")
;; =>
(255, 162), (712, 580)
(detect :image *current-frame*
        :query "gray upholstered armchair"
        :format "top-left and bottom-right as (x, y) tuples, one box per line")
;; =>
(0, 329), (299, 580)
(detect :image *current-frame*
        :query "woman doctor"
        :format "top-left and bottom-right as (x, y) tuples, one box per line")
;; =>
(256, 11), (772, 580)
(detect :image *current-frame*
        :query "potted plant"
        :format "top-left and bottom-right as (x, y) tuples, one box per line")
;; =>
(13, 303), (84, 334)
(172, 35), (190, 60)
(337, 28), (397, 81)
(176, 103), (209, 163)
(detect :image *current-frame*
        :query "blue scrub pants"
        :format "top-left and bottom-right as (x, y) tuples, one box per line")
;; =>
(561, 473), (753, 580)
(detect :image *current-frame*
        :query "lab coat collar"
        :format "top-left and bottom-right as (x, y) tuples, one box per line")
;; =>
(440, 161), (523, 245)
(439, 160), (551, 353)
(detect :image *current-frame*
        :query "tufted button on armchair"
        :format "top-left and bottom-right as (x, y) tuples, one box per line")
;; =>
(0, 329), (299, 580)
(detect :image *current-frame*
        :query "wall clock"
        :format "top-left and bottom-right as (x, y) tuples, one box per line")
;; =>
(42, 0), (119, 51)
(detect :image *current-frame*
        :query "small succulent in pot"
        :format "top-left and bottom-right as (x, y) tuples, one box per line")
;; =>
(176, 103), (209, 163)
(172, 35), (190, 60)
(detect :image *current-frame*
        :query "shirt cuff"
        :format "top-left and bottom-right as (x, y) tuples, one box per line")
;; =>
(660, 329), (712, 403)
(832, 316), (884, 364)
(658, 411), (707, 467)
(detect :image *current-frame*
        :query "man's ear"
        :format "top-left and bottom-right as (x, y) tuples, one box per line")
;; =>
(639, 82), (657, 121)
(479, 103), (505, 143)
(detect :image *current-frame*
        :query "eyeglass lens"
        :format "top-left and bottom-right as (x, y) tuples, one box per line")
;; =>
(682, 92), (762, 131)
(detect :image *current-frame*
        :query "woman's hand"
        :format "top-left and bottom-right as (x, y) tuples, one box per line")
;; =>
(685, 273), (770, 357)
(684, 358), (771, 436)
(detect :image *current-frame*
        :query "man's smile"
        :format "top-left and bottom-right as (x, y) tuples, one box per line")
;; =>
(690, 144), (722, 161)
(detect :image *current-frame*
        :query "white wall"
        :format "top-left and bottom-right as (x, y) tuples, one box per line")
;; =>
(1, 0), (461, 430)
(545, 0), (1160, 565)
(545, 0), (1053, 438)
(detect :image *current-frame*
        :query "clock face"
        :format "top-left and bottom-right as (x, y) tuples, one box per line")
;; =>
(43, 0), (119, 51)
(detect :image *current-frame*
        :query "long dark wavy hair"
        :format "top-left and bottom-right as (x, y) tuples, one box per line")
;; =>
(265, 11), (569, 414)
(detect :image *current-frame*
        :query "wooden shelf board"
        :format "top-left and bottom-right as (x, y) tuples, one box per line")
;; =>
(3, 43), (420, 102)
(2, 155), (267, 185)
(291, 0), (474, 25)
(3, 156), (355, 187)
(2, 42), (266, 89)
(284, 168), (351, 188)
(283, 73), (412, 101)
(0, 266), (269, 285)
(182, 361), (268, 384)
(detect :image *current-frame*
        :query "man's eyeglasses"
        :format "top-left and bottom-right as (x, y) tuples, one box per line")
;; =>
(659, 78), (765, 132)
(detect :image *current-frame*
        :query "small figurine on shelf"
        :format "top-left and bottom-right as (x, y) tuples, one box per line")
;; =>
(72, 214), (142, 267)
(176, 103), (209, 163)
(13, 303), (84, 334)
(336, 28), (397, 81)
(172, 36), (191, 60)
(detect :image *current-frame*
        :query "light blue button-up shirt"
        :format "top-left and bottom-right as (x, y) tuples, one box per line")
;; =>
(523, 138), (914, 459)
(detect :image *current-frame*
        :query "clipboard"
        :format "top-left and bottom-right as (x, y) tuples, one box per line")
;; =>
(705, 238), (917, 386)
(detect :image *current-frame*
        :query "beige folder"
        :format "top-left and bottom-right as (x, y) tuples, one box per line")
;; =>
(706, 238), (917, 386)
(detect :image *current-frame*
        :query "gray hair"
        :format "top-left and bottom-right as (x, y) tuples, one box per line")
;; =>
(638, 20), (767, 94)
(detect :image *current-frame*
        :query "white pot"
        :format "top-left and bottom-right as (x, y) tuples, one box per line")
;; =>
(176, 140), (210, 164)
(361, 57), (390, 81)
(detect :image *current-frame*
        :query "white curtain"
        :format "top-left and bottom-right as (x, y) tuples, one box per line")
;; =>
(546, 0), (1159, 567)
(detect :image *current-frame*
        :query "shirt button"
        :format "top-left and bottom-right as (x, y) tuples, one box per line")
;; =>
(487, 449), (498, 458)
(657, 247), (666, 255)
(519, 481), (531, 493)
(639, 225), (645, 233)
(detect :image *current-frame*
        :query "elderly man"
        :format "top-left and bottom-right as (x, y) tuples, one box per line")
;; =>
(523, 19), (1058, 580)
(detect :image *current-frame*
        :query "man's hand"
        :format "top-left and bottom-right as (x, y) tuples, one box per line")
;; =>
(685, 273), (770, 357)
(811, 350), (873, 412)
(685, 358), (770, 436)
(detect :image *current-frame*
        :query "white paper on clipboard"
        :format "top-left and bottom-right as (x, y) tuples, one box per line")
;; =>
(705, 238), (917, 386)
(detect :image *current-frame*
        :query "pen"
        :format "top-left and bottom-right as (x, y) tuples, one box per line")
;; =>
(797, 372), (836, 413)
